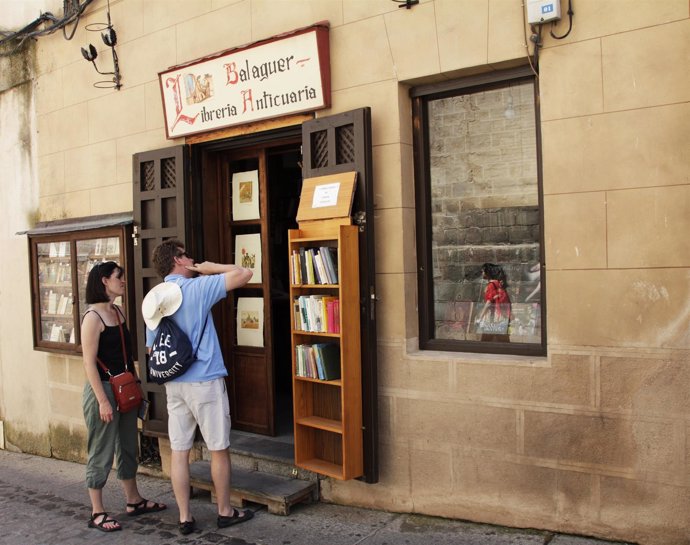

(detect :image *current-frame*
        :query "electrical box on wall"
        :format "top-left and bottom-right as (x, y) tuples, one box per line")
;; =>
(527, 0), (561, 24)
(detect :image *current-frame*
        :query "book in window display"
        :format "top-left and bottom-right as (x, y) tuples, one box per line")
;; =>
(231, 170), (260, 221)
(234, 233), (262, 283)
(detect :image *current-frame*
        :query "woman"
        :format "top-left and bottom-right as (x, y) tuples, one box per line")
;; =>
(81, 261), (165, 532)
(476, 262), (511, 343)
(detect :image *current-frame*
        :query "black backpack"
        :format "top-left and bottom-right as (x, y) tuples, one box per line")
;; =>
(147, 314), (208, 384)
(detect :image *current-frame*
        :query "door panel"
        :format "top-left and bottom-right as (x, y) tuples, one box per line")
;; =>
(219, 151), (274, 435)
(132, 145), (189, 436)
(302, 108), (378, 483)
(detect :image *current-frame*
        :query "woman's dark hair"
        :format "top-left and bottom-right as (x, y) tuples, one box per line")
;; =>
(85, 261), (123, 304)
(481, 262), (508, 288)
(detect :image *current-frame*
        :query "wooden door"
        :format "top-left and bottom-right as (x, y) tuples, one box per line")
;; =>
(194, 132), (301, 438)
(217, 149), (275, 435)
(302, 108), (379, 483)
(132, 145), (189, 436)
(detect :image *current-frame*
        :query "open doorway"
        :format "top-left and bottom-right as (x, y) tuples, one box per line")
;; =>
(196, 133), (302, 443)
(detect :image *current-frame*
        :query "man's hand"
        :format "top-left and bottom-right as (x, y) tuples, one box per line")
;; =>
(185, 262), (253, 291)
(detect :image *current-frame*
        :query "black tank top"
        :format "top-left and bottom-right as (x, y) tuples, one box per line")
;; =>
(84, 307), (134, 382)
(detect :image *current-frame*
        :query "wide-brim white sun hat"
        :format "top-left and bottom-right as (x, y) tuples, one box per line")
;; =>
(141, 282), (182, 330)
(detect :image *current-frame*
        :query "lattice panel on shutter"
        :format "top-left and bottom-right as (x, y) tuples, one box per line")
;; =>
(310, 130), (328, 168)
(336, 124), (355, 165)
(161, 157), (177, 189)
(141, 161), (155, 191)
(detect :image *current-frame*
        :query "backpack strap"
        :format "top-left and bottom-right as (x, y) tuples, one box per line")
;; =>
(193, 313), (210, 359)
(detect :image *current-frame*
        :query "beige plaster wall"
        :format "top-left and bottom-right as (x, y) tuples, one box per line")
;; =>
(3, 1), (689, 544)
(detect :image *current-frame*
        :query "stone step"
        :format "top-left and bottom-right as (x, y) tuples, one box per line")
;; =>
(228, 430), (318, 481)
(189, 462), (318, 516)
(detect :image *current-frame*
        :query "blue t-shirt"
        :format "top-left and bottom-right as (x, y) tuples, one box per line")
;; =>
(145, 273), (227, 382)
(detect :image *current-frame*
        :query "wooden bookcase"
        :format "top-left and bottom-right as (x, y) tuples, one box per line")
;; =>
(288, 218), (363, 480)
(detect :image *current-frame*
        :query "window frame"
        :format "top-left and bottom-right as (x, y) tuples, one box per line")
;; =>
(28, 221), (135, 356)
(412, 66), (546, 357)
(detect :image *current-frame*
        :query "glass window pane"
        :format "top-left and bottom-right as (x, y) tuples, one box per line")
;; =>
(76, 237), (123, 321)
(428, 81), (542, 345)
(37, 241), (75, 343)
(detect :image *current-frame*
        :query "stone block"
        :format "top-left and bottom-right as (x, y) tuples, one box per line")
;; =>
(600, 475), (690, 545)
(487, 0), (527, 64)
(49, 388), (84, 421)
(603, 21), (690, 111)
(452, 450), (557, 515)
(64, 141), (116, 193)
(454, 353), (593, 407)
(410, 445), (452, 494)
(437, 0), (489, 71)
(608, 185), (690, 268)
(542, 103), (690, 195)
(331, 17), (395, 91)
(544, 192), (607, 270)
(397, 398), (516, 452)
(546, 269), (688, 349)
(87, 87), (147, 143)
(524, 411), (676, 472)
(375, 272), (417, 341)
(540, 40), (603, 120)
(385, 3), (440, 81)
(601, 356), (690, 415)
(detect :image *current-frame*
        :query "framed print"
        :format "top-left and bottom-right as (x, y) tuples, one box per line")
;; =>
(234, 233), (262, 283)
(232, 170), (260, 221)
(236, 297), (264, 347)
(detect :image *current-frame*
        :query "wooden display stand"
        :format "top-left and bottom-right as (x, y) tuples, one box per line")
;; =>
(288, 172), (363, 480)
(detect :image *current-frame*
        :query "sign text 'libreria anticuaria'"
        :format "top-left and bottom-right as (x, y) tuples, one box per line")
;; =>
(159, 24), (330, 139)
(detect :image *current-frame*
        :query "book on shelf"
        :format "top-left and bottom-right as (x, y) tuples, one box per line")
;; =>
(47, 290), (57, 315)
(299, 247), (308, 284)
(49, 324), (64, 342)
(293, 295), (340, 333)
(314, 343), (340, 380)
(313, 252), (328, 284)
(295, 343), (340, 381)
(57, 294), (68, 315)
(291, 250), (302, 284)
(319, 246), (338, 283)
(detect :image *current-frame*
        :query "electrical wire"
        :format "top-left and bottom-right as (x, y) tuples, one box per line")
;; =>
(550, 0), (574, 39)
(521, 0), (540, 78)
(0, 0), (95, 57)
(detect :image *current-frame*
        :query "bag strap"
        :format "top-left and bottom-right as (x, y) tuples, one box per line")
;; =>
(166, 278), (209, 360)
(193, 313), (210, 359)
(95, 306), (133, 379)
(113, 307), (133, 376)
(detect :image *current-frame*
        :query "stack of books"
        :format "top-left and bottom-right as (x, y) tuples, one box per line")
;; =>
(295, 342), (340, 380)
(291, 246), (338, 285)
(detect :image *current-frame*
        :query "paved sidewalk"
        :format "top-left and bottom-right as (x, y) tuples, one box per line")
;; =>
(0, 449), (631, 545)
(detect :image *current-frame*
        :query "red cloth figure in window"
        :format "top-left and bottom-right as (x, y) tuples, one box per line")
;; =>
(477, 263), (511, 342)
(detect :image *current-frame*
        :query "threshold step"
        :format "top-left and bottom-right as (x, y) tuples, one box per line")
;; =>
(189, 462), (318, 516)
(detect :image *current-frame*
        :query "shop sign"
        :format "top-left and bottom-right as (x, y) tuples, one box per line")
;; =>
(159, 24), (330, 139)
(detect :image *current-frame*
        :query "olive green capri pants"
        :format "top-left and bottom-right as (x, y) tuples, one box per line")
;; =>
(82, 382), (139, 489)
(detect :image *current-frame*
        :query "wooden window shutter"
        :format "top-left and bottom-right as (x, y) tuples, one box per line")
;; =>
(132, 145), (189, 435)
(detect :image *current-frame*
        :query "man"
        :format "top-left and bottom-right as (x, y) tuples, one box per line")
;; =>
(145, 239), (254, 535)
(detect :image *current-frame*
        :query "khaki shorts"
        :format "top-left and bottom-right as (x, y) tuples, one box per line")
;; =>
(165, 377), (231, 451)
